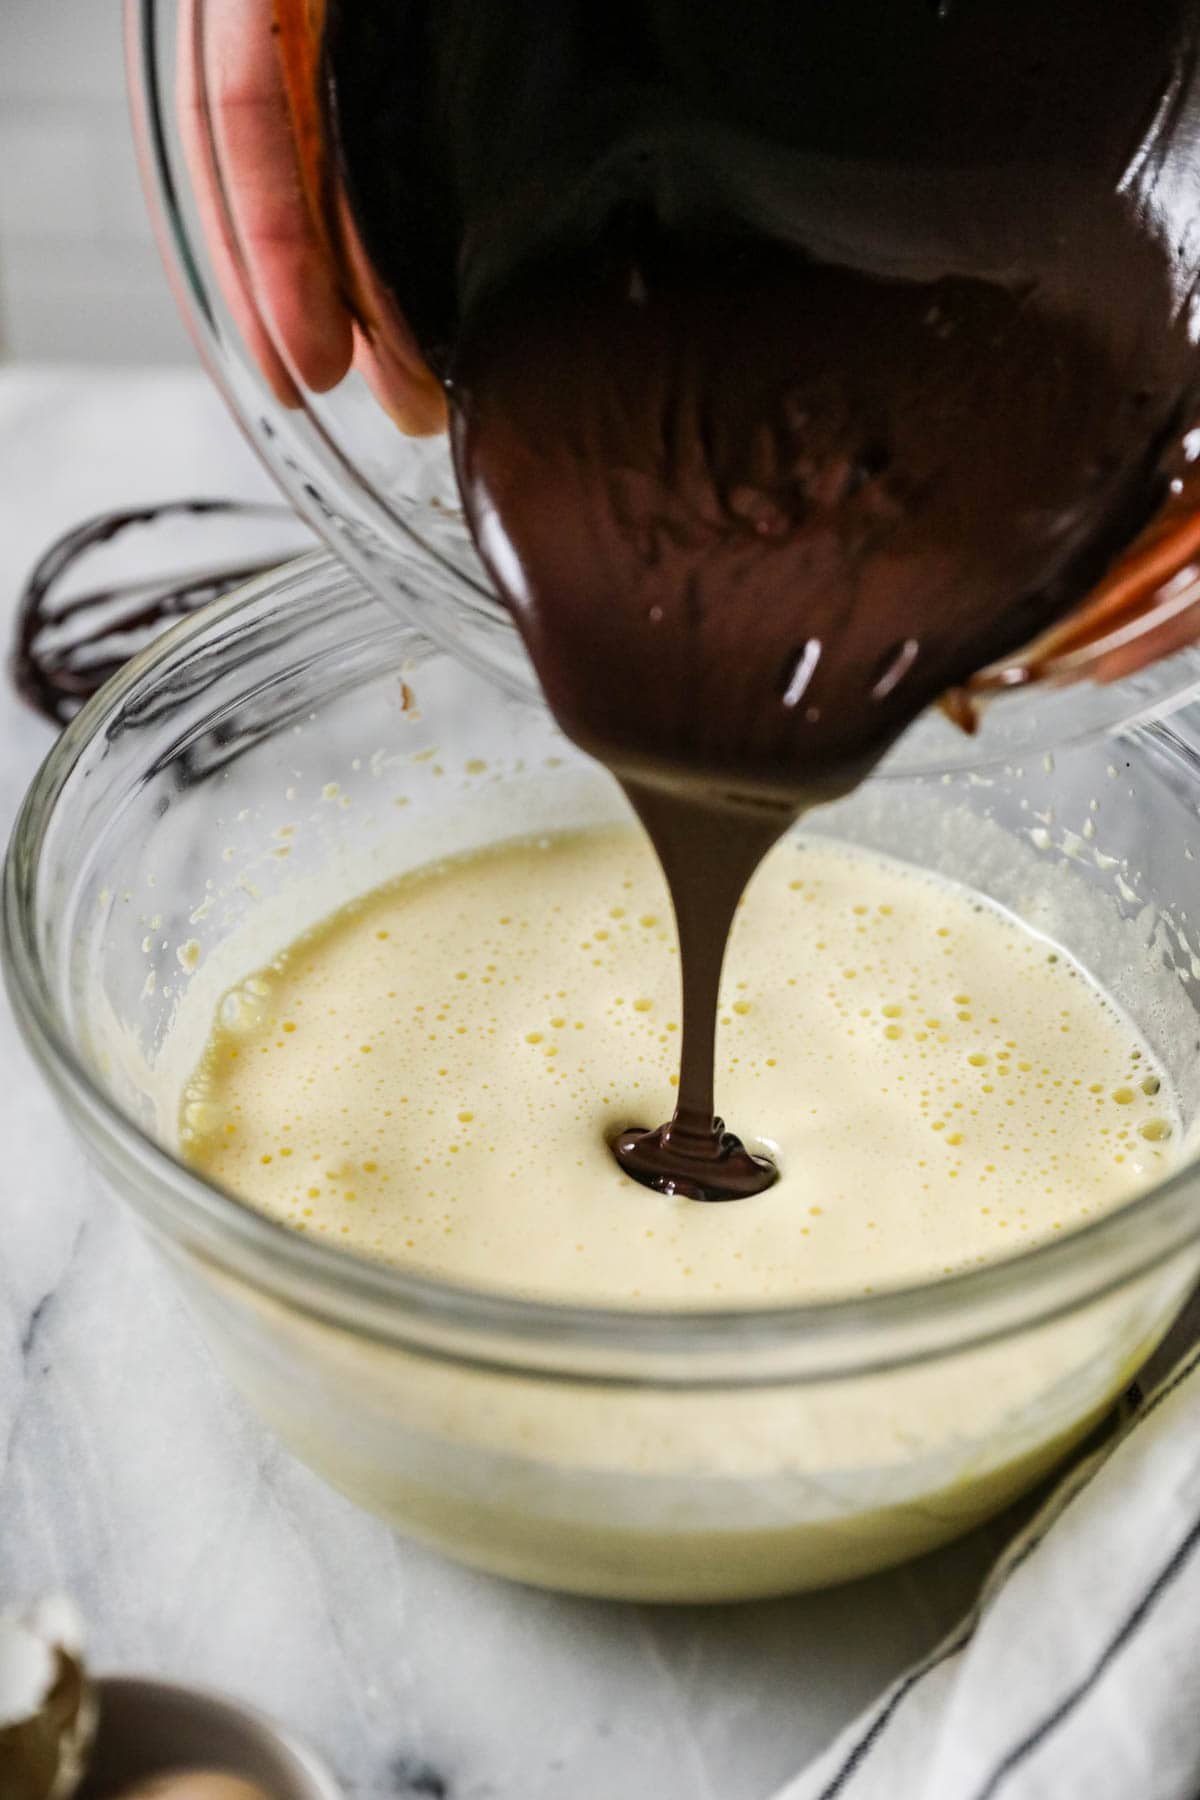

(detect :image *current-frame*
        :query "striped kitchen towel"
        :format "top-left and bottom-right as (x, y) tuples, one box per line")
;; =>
(777, 1338), (1200, 1800)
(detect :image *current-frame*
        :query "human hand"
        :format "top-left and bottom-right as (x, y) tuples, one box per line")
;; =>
(178, 0), (446, 433)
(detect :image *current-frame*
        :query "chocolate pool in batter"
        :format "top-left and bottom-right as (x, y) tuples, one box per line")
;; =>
(316, 0), (1200, 1197)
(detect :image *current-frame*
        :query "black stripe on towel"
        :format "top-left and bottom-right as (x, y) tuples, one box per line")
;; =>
(812, 1342), (1200, 1799)
(971, 1506), (1200, 1800)
(814, 1625), (973, 1800)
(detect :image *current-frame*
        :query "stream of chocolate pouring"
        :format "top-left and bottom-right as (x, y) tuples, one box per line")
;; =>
(276, 2), (1200, 1194)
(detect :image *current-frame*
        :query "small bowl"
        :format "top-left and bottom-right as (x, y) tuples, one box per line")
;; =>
(8, 555), (1200, 1601)
(78, 1677), (341, 1800)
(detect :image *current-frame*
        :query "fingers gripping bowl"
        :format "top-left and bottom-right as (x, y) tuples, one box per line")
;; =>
(8, 554), (1200, 1601)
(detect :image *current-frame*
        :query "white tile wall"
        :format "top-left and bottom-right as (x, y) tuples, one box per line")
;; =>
(0, 0), (193, 364)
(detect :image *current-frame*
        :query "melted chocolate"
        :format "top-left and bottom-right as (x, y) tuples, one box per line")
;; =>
(612, 780), (782, 1199)
(323, 0), (1200, 1199)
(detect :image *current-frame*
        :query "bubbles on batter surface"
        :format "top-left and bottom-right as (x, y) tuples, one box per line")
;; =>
(180, 826), (1181, 1303)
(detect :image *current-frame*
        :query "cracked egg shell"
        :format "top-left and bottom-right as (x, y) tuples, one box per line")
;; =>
(0, 1598), (95, 1800)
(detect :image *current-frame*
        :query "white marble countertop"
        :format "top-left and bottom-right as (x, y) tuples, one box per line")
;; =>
(0, 365), (1030, 1800)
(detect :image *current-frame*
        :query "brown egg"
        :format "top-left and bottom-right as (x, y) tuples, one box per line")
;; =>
(113, 1775), (272, 1800)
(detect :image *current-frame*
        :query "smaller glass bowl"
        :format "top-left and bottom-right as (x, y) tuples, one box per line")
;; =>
(7, 553), (1200, 1600)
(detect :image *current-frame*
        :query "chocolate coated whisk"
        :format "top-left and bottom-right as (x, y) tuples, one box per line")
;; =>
(12, 499), (307, 727)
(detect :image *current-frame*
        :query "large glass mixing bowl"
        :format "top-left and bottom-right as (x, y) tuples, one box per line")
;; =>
(126, 0), (1200, 777)
(8, 553), (1200, 1600)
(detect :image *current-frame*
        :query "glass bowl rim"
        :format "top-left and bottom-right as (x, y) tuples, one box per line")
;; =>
(6, 552), (1200, 1386)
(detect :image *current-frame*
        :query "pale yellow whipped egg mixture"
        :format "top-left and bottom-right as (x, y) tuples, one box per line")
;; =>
(181, 827), (1178, 1303)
